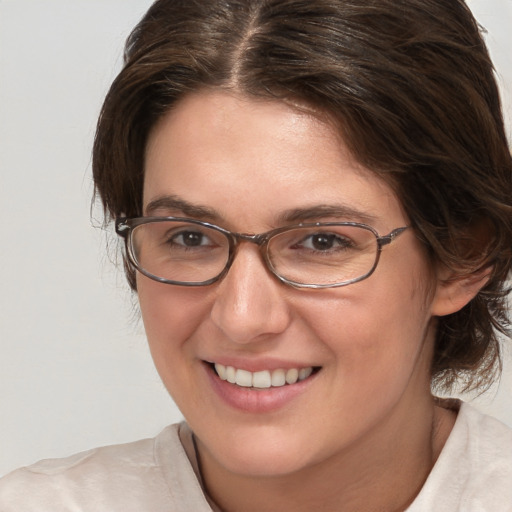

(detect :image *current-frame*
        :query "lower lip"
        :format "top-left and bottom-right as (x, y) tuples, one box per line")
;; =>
(204, 363), (318, 413)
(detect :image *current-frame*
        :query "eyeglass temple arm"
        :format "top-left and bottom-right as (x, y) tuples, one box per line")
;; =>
(115, 218), (130, 238)
(378, 226), (408, 247)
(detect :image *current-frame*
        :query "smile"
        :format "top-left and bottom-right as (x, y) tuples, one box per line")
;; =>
(213, 363), (315, 389)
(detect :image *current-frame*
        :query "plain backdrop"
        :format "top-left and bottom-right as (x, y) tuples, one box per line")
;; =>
(1, 0), (511, 477)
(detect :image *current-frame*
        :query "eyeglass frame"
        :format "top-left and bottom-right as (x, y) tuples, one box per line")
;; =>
(115, 216), (408, 289)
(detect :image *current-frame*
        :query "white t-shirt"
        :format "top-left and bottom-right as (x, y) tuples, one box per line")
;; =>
(1, 402), (511, 511)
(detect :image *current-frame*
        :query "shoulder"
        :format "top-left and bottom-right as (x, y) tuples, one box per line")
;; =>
(460, 402), (512, 452)
(410, 402), (512, 512)
(0, 423), (207, 512)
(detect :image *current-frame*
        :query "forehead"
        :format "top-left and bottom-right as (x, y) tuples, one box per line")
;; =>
(143, 90), (406, 231)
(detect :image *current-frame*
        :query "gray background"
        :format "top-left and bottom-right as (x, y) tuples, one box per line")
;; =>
(1, 0), (511, 476)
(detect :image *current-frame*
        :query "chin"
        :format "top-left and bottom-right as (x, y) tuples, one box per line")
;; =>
(196, 421), (324, 478)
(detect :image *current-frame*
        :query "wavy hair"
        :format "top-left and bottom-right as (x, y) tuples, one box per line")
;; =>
(93, 0), (512, 392)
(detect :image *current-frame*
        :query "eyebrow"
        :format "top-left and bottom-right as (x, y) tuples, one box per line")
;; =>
(145, 195), (220, 221)
(145, 195), (378, 226)
(278, 204), (378, 225)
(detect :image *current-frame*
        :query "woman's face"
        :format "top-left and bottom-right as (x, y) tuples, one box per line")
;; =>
(139, 90), (443, 477)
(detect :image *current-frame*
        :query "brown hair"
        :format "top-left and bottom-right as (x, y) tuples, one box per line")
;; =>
(93, 0), (512, 392)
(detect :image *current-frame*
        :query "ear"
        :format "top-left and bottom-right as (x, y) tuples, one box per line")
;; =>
(430, 266), (492, 317)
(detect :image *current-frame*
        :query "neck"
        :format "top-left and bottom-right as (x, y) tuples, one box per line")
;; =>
(196, 396), (456, 512)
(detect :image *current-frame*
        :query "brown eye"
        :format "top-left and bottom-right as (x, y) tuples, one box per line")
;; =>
(171, 231), (210, 247)
(297, 233), (352, 252)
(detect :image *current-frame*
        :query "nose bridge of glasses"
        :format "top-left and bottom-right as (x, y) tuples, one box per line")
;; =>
(232, 232), (269, 246)
(227, 232), (275, 278)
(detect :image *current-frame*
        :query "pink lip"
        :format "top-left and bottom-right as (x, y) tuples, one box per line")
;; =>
(203, 362), (318, 413)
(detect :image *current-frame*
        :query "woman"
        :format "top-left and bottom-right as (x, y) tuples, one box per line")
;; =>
(1, 0), (511, 510)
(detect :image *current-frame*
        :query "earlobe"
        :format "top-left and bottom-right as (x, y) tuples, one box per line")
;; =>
(430, 266), (492, 317)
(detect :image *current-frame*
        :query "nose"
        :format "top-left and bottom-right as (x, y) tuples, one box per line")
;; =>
(210, 244), (292, 344)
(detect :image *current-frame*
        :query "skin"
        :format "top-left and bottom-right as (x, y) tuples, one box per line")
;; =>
(138, 90), (479, 511)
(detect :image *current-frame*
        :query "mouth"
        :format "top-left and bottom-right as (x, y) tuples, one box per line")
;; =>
(210, 363), (321, 389)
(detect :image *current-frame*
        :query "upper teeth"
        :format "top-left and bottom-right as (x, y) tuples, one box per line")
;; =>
(214, 364), (313, 388)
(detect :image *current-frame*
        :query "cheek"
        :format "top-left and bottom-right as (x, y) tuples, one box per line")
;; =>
(297, 265), (434, 378)
(137, 277), (210, 360)
(136, 278), (218, 415)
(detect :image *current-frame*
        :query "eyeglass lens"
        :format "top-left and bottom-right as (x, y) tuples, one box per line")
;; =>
(129, 220), (379, 286)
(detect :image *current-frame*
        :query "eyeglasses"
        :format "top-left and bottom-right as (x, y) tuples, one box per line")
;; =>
(115, 217), (408, 289)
